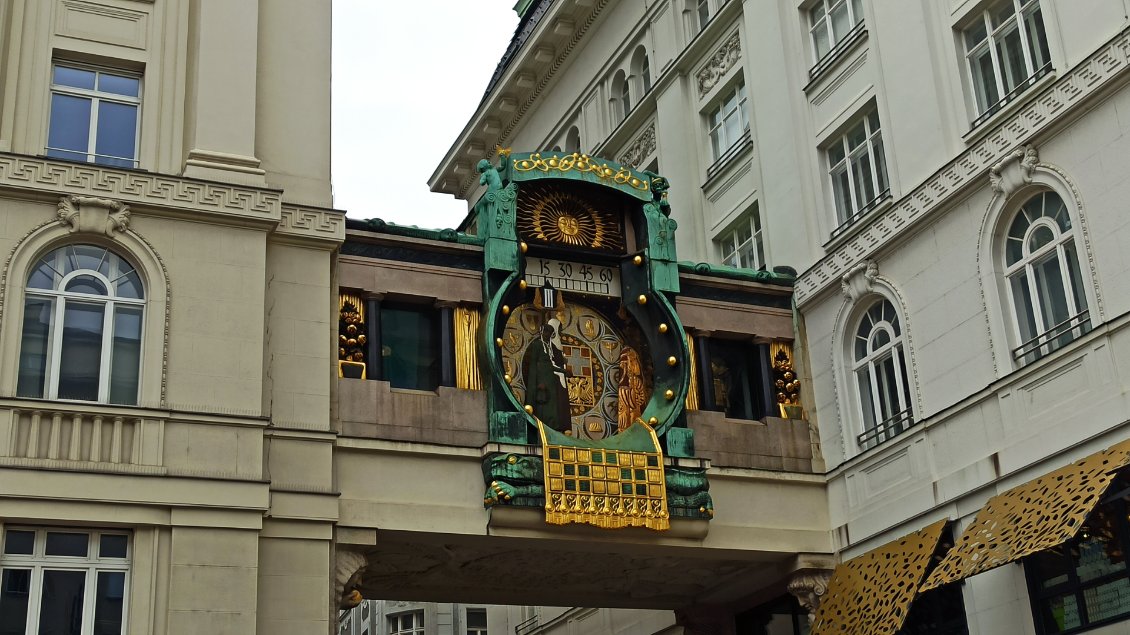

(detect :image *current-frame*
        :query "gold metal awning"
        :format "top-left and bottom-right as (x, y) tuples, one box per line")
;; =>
(920, 437), (1130, 591)
(811, 519), (949, 635)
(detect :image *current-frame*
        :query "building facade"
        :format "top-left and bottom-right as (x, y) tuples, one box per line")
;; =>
(0, 0), (342, 633)
(433, 0), (1130, 633)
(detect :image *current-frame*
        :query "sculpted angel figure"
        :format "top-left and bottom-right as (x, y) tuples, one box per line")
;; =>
(617, 347), (646, 433)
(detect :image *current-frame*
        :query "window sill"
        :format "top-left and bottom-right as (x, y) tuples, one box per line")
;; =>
(822, 192), (893, 251)
(804, 22), (868, 91)
(962, 66), (1056, 146)
(703, 130), (753, 186)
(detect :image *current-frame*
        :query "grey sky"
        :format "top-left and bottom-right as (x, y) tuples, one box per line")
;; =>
(331, 1), (519, 229)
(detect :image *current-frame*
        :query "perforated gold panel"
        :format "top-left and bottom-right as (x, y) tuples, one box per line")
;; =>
(920, 438), (1130, 591)
(811, 519), (948, 635)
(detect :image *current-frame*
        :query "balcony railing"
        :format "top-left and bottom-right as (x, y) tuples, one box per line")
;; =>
(829, 189), (891, 242)
(808, 22), (868, 82)
(857, 407), (915, 451)
(1012, 309), (1091, 364)
(515, 615), (540, 635)
(970, 63), (1052, 130)
(706, 130), (753, 181)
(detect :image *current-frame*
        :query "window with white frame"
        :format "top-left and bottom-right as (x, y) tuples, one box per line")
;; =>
(0, 527), (130, 635)
(828, 108), (889, 234)
(717, 207), (766, 270)
(612, 71), (631, 124)
(466, 608), (488, 635)
(808, 0), (864, 63)
(852, 298), (913, 450)
(1004, 191), (1090, 364)
(963, 0), (1051, 125)
(707, 82), (749, 161)
(46, 64), (141, 169)
(16, 244), (145, 405)
(390, 611), (424, 635)
(696, 0), (711, 33)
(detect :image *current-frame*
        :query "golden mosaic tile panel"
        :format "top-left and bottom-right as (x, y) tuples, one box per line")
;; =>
(920, 438), (1130, 591)
(811, 519), (948, 635)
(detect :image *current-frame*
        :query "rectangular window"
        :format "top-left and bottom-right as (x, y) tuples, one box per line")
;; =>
(964, 0), (1051, 126)
(717, 207), (766, 271)
(827, 108), (889, 237)
(696, 0), (711, 33)
(704, 339), (769, 421)
(809, 0), (864, 63)
(467, 608), (488, 635)
(390, 611), (425, 635)
(707, 82), (750, 162)
(1025, 486), (1130, 634)
(380, 304), (441, 391)
(46, 64), (141, 168)
(0, 527), (130, 635)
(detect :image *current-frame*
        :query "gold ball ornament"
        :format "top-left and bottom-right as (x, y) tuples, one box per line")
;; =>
(504, 373), (512, 383)
(664, 389), (675, 400)
(633, 255), (643, 266)
(520, 242), (529, 253)
(519, 279), (528, 290)
(502, 305), (510, 316)
(658, 323), (669, 334)
(496, 338), (504, 347)
(648, 416), (658, 425)
(524, 404), (534, 414)
(637, 294), (647, 305)
(667, 356), (678, 367)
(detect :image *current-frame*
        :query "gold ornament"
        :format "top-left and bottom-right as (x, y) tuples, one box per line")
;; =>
(519, 279), (528, 290)
(524, 404), (534, 414)
(637, 294), (647, 305)
(520, 241), (529, 253)
(648, 416), (658, 425)
(504, 374), (512, 383)
(633, 255), (643, 265)
(658, 323), (669, 334)
(667, 356), (678, 367)
(664, 389), (675, 400)
(502, 305), (510, 315)
(496, 338), (504, 347)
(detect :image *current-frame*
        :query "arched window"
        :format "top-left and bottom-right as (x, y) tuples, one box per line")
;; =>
(565, 126), (581, 152)
(612, 71), (630, 124)
(631, 46), (651, 96)
(852, 298), (913, 450)
(17, 244), (144, 404)
(1004, 191), (1090, 363)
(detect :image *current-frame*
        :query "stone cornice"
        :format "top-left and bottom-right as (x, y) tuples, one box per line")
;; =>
(795, 26), (1130, 307)
(276, 204), (346, 246)
(0, 153), (281, 223)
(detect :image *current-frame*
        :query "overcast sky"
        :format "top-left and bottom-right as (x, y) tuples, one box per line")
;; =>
(331, 1), (519, 229)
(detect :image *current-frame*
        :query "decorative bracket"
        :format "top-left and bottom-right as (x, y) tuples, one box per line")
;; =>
(840, 260), (878, 303)
(334, 548), (369, 610)
(787, 568), (832, 623)
(56, 195), (131, 237)
(989, 145), (1039, 197)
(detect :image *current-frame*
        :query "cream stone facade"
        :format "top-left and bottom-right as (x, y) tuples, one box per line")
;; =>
(434, 0), (1130, 633)
(0, 1), (341, 634)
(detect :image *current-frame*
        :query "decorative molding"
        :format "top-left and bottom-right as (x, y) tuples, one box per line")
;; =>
(456, 0), (613, 198)
(335, 548), (369, 609)
(0, 154), (281, 220)
(277, 204), (345, 244)
(787, 569), (832, 622)
(988, 145), (1038, 196)
(696, 31), (741, 98)
(617, 122), (656, 169)
(795, 28), (1130, 306)
(839, 260), (878, 302)
(56, 195), (131, 236)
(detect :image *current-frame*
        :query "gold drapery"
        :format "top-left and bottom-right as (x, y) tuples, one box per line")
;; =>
(539, 423), (670, 531)
(685, 335), (700, 411)
(921, 438), (1130, 590)
(454, 306), (483, 391)
(811, 519), (949, 635)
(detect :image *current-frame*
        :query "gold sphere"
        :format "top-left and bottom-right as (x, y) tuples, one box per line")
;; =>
(665, 389), (675, 400)
(637, 294), (647, 305)
(524, 404), (534, 414)
(496, 338), (504, 347)
(519, 280), (528, 290)
(507, 455), (517, 464)
(667, 356), (678, 367)
(648, 416), (658, 425)
(658, 323), (669, 334)
(520, 242), (529, 253)
(502, 305), (510, 315)
(633, 255), (643, 266)
(504, 373), (512, 383)
(699, 506), (706, 513)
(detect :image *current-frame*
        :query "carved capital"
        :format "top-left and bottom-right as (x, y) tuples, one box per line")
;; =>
(56, 196), (131, 237)
(787, 569), (832, 622)
(335, 548), (369, 610)
(989, 144), (1039, 196)
(840, 260), (879, 302)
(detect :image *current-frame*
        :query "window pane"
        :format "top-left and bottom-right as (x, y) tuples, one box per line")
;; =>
(812, 21), (830, 59)
(856, 367), (876, 428)
(996, 23), (1028, 93)
(1010, 273), (1039, 343)
(94, 102), (138, 167)
(971, 47), (1001, 112)
(45, 532), (88, 557)
(850, 152), (876, 206)
(1082, 578), (1130, 624)
(1063, 241), (1088, 315)
(467, 609), (487, 628)
(65, 275), (108, 296)
(47, 94), (92, 156)
(38, 570), (85, 635)
(58, 302), (106, 401)
(1033, 254), (1070, 330)
(114, 269), (143, 300)
(1029, 547), (1074, 591)
(1027, 225), (1055, 253)
(872, 135), (888, 193)
(832, 166), (852, 222)
(67, 245), (110, 276)
(850, 0), (862, 24)
(875, 354), (901, 421)
(28, 258), (57, 289)
(4, 531), (34, 555)
(97, 73), (140, 98)
(109, 305), (142, 405)
(99, 534), (128, 559)
(17, 298), (53, 399)
(0, 569), (31, 634)
(830, 0), (851, 41)
(381, 307), (440, 390)
(1037, 592), (1082, 634)
(965, 20), (988, 49)
(93, 571), (126, 635)
(53, 66), (96, 90)
(1025, 6), (1051, 69)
